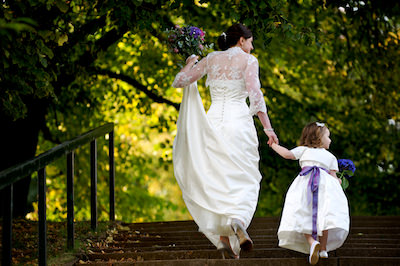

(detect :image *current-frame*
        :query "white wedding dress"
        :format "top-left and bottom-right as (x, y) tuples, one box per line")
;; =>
(172, 47), (267, 253)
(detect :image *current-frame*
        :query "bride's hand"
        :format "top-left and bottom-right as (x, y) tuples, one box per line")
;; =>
(186, 54), (199, 65)
(265, 131), (279, 146)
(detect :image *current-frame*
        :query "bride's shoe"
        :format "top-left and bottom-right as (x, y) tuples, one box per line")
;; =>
(217, 238), (239, 259)
(231, 219), (253, 252)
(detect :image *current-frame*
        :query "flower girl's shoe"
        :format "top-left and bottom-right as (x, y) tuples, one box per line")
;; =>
(309, 241), (320, 265)
(231, 218), (253, 251)
(319, 250), (328, 258)
(217, 239), (239, 259)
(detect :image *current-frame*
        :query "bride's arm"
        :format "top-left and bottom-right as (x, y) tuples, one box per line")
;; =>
(245, 56), (265, 115)
(245, 56), (278, 145)
(258, 112), (278, 145)
(172, 55), (207, 88)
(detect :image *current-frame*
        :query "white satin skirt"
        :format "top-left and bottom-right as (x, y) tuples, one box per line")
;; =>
(277, 170), (349, 254)
(173, 83), (262, 253)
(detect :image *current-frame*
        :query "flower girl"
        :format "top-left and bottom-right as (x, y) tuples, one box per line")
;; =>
(270, 122), (349, 265)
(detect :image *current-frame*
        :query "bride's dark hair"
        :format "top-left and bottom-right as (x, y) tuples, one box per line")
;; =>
(217, 23), (253, 51)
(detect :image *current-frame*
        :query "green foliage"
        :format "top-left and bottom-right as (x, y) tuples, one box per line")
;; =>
(254, 0), (400, 217)
(2, 0), (400, 223)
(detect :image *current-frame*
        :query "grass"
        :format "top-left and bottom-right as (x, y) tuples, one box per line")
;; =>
(0, 218), (112, 265)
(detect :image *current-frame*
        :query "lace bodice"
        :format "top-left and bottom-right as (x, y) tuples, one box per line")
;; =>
(172, 47), (267, 115)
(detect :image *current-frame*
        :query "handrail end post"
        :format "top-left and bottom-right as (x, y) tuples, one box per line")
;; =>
(2, 184), (13, 266)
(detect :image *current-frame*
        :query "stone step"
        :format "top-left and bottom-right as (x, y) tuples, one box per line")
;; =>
(114, 228), (400, 238)
(110, 234), (400, 244)
(124, 216), (400, 229)
(114, 227), (400, 236)
(84, 247), (400, 262)
(127, 216), (400, 225)
(90, 242), (400, 254)
(123, 223), (400, 233)
(78, 216), (400, 265)
(84, 249), (302, 262)
(81, 257), (400, 266)
(103, 238), (400, 250)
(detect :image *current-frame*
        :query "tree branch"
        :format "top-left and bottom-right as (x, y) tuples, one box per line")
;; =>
(54, 26), (128, 91)
(94, 68), (180, 110)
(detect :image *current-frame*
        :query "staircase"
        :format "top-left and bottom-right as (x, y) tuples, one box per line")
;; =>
(78, 216), (400, 265)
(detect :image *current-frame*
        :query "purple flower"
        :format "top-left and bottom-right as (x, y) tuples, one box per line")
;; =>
(169, 34), (176, 40)
(164, 24), (212, 60)
(338, 159), (356, 177)
(188, 26), (203, 39)
(337, 158), (355, 190)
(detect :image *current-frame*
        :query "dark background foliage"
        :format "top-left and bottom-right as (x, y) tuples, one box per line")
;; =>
(1, 0), (399, 222)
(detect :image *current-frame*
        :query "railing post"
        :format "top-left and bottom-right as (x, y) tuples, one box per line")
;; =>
(67, 152), (74, 249)
(38, 167), (47, 266)
(109, 131), (115, 221)
(90, 139), (97, 230)
(2, 184), (13, 266)
(0, 123), (114, 264)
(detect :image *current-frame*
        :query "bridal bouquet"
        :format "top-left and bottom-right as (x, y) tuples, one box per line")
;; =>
(165, 25), (213, 63)
(337, 159), (356, 190)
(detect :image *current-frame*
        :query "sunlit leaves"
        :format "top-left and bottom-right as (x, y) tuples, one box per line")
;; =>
(255, 0), (400, 216)
(3, 0), (400, 224)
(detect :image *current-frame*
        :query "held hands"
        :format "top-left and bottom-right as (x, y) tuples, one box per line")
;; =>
(264, 130), (279, 146)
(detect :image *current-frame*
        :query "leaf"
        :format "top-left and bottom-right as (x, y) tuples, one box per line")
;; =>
(58, 34), (68, 46)
(343, 170), (354, 177)
(388, 32), (398, 39)
(39, 55), (48, 67)
(55, 0), (69, 13)
(341, 178), (349, 190)
(15, 17), (38, 27)
(40, 44), (54, 59)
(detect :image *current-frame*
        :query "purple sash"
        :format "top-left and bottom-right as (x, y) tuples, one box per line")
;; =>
(299, 166), (329, 240)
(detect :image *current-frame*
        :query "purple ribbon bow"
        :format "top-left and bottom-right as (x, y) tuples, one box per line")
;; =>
(299, 166), (329, 240)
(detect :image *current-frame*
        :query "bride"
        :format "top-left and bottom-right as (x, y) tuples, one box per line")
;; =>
(172, 23), (278, 258)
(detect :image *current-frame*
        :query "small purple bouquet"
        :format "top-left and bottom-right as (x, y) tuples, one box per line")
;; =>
(337, 159), (356, 190)
(164, 25), (213, 63)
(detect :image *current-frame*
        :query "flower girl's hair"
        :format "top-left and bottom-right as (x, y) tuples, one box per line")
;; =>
(217, 23), (252, 51)
(299, 122), (328, 148)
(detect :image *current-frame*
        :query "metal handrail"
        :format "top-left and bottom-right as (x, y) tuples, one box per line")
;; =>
(0, 123), (114, 189)
(0, 123), (115, 266)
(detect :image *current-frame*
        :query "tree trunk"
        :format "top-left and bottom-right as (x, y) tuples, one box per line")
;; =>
(0, 97), (47, 218)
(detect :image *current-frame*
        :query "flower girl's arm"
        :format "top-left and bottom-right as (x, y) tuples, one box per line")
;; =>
(329, 170), (342, 184)
(271, 143), (296, 160)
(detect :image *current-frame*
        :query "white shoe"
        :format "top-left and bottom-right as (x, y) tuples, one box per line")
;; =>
(216, 240), (239, 259)
(320, 250), (328, 258)
(309, 241), (320, 265)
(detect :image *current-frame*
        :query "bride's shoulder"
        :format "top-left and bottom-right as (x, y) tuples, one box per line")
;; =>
(207, 51), (220, 58)
(247, 54), (258, 64)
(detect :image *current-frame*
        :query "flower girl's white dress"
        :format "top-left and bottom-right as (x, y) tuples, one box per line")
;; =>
(278, 146), (350, 254)
(172, 47), (266, 253)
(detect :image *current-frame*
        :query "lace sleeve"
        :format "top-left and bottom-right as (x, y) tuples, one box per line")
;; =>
(172, 57), (207, 88)
(245, 55), (267, 116)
